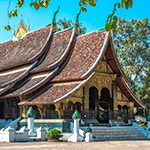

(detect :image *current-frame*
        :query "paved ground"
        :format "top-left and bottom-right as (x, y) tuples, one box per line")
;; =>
(0, 141), (150, 150)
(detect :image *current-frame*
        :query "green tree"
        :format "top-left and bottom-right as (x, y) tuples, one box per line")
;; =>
(137, 67), (150, 116)
(113, 17), (150, 103)
(56, 18), (86, 35)
(5, 0), (133, 31)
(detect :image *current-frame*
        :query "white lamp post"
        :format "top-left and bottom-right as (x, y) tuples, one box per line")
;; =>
(68, 110), (83, 142)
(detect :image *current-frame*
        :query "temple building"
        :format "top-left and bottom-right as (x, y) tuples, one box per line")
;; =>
(0, 13), (146, 124)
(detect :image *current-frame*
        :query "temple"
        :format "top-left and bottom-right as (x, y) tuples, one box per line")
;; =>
(0, 13), (146, 124)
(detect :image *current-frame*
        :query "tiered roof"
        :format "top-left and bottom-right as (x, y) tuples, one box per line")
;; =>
(0, 18), (146, 108)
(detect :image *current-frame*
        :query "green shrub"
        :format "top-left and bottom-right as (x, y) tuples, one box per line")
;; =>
(117, 116), (122, 120)
(46, 128), (62, 140)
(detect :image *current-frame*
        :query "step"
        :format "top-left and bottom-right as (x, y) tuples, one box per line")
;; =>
(81, 126), (137, 129)
(93, 132), (143, 136)
(94, 134), (145, 138)
(80, 126), (147, 141)
(81, 128), (139, 132)
(94, 136), (147, 141)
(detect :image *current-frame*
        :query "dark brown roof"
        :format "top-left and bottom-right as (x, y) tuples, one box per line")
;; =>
(0, 27), (145, 108)
(19, 81), (82, 105)
(53, 30), (107, 81)
(17, 30), (107, 105)
(0, 70), (24, 87)
(0, 25), (51, 71)
(4, 74), (46, 97)
(32, 28), (73, 72)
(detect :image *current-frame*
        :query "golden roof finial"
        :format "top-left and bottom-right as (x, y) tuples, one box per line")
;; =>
(14, 14), (29, 38)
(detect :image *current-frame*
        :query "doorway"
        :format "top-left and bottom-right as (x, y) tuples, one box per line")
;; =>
(98, 88), (111, 123)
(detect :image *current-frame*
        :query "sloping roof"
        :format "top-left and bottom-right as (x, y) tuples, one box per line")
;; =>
(18, 81), (82, 105)
(2, 74), (47, 97)
(0, 25), (145, 108)
(53, 30), (107, 81)
(0, 25), (51, 71)
(32, 28), (73, 72)
(0, 70), (24, 87)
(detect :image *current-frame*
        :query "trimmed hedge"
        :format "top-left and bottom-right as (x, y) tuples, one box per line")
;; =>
(46, 128), (62, 140)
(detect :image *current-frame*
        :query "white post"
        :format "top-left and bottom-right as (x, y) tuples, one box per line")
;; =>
(28, 118), (34, 136)
(68, 110), (83, 142)
(74, 118), (80, 138)
(5, 127), (15, 142)
(37, 127), (46, 141)
(85, 127), (94, 142)
(26, 106), (36, 136)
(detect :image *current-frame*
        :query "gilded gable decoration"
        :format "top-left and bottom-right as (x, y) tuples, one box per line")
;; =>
(13, 16), (29, 41)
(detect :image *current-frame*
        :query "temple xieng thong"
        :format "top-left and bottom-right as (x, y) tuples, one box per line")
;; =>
(0, 12), (146, 124)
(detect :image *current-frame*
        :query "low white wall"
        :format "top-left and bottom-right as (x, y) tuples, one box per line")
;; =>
(0, 127), (29, 142)
(0, 131), (6, 142)
(0, 126), (46, 142)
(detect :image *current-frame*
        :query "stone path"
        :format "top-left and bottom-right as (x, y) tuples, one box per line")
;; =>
(0, 140), (150, 150)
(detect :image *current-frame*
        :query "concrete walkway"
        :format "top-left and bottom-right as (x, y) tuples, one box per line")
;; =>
(0, 141), (150, 150)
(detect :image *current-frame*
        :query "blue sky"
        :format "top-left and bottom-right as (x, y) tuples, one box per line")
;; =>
(0, 0), (150, 43)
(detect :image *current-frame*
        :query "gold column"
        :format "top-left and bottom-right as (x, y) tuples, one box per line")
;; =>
(129, 102), (134, 118)
(37, 105), (47, 119)
(112, 80), (118, 111)
(54, 103), (63, 119)
(84, 83), (89, 110)
(22, 105), (27, 118)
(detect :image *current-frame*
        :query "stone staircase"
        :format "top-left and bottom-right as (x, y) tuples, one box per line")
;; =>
(0, 119), (12, 129)
(80, 126), (147, 141)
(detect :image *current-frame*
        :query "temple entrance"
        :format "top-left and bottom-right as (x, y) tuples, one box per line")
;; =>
(0, 102), (4, 119)
(89, 86), (99, 111)
(98, 88), (111, 123)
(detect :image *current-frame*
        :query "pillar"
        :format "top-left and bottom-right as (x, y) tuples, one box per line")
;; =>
(37, 105), (46, 119)
(26, 106), (36, 136)
(85, 127), (94, 142)
(54, 103), (63, 119)
(84, 83), (89, 110)
(68, 110), (83, 142)
(112, 80), (118, 112)
(129, 102), (134, 119)
(22, 106), (27, 118)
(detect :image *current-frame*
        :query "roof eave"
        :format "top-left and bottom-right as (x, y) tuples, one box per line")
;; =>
(118, 76), (146, 109)
(109, 30), (131, 85)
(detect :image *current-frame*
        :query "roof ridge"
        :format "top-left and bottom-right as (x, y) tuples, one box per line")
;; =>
(0, 25), (50, 45)
(76, 29), (106, 39)
(53, 26), (74, 35)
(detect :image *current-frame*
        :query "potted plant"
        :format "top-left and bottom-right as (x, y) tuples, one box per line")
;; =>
(46, 128), (63, 142)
